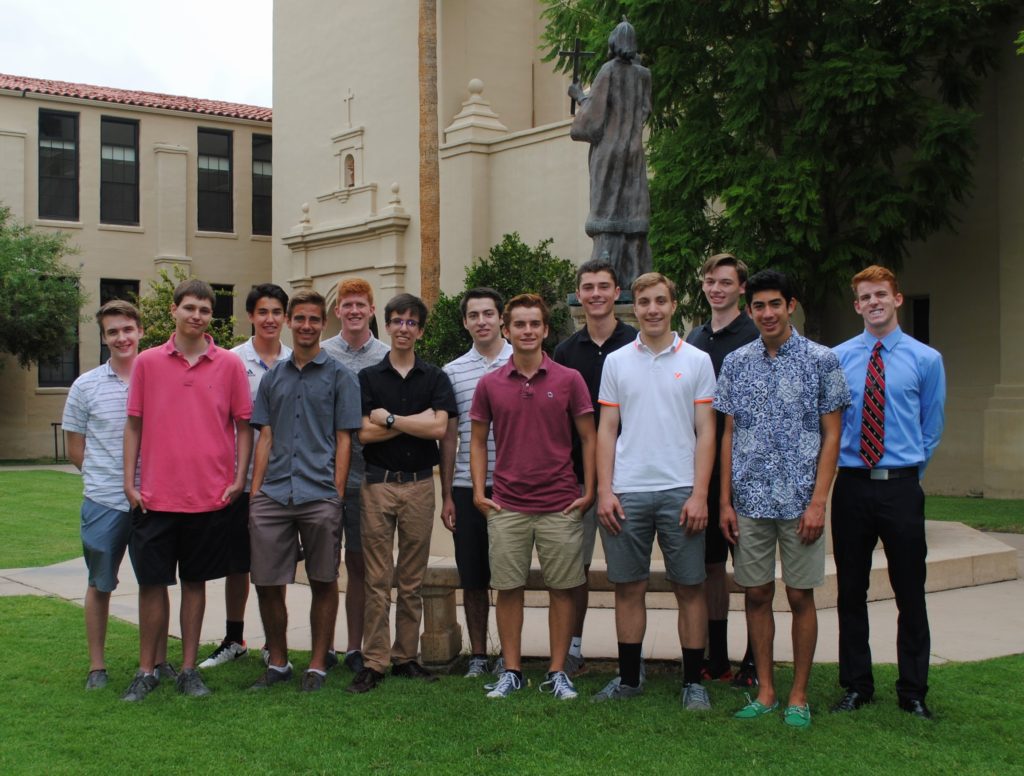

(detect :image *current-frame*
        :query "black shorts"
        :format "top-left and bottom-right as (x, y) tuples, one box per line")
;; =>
(227, 492), (251, 574)
(452, 486), (490, 590)
(129, 506), (232, 585)
(705, 473), (730, 565)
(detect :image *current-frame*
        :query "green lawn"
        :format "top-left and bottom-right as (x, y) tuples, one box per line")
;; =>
(2, 596), (1022, 775)
(0, 471), (82, 566)
(926, 496), (1024, 534)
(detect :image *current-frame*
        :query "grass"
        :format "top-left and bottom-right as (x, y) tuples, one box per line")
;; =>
(2, 596), (1022, 775)
(926, 496), (1024, 534)
(0, 470), (82, 566)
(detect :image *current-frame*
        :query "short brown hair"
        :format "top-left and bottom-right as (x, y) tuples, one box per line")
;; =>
(287, 289), (327, 319)
(96, 299), (141, 330)
(502, 293), (550, 328)
(173, 278), (215, 306)
(335, 277), (374, 305)
(631, 272), (677, 301)
(851, 265), (900, 295)
(700, 253), (749, 285)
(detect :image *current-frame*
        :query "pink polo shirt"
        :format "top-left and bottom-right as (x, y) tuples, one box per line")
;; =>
(127, 334), (252, 513)
(470, 353), (593, 513)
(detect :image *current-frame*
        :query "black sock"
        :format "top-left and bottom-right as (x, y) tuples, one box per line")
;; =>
(742, 640), (755, 667)
(682, 648), (704, 685)
(708, 619), (729, 671)
(509, 669), (523, 681)
(618, 642), (643, 687)
(226, 620), (244, 644)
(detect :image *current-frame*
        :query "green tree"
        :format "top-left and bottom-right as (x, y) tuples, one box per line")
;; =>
(0, 205), (87, 368)
(418, 233), (577, 365)
(543, 0), (1016, 337)
(136, 265), (243, 351)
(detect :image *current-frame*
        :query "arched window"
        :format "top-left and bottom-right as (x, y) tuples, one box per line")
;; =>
(344, 154), (355, 188)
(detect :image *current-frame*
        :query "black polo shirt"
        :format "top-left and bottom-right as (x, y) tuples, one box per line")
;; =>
(553, 318), (638, 482)
(685, 312), (759, 377)
(358, 353), (457, 473)
(686, 312), (759, 470)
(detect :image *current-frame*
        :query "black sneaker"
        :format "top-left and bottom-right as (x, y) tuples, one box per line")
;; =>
(121, 670), (159, 702)
(392, 661), (438, 682)
(344, 650), (365, 675)
(249, 662), (294, 690)
(731, 661), (759, 689)
(85, 669), (108, 690)
(325, 650), (339, 671)
(300, 670), (327, 692)
(347, 667), (385, 694)
(154, 662), (178, 682)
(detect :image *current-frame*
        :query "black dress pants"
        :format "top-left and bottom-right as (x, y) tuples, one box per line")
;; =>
(831, 472), (930, 702)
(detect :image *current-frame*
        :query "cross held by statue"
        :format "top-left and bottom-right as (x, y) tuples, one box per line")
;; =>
(559, 37), (595, 115)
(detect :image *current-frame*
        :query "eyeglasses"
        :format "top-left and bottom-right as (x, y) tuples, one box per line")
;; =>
(387, 318), (421, 329)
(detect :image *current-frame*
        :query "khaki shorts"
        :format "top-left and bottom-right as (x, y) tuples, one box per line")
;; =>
(487, 507), (585, 591)
(733, 515), (824, 590)
(249, 493), (343, 586)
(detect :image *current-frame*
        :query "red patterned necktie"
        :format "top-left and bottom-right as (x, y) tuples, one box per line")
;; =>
(859, 341), (885, 467)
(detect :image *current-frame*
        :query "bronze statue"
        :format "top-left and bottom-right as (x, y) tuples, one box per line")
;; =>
(569, 19), (652, 291)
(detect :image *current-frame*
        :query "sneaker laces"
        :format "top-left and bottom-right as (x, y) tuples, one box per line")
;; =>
(485, 671), (522, 693)
(685, 683), (711, 705)
(540, 671), (575, 697)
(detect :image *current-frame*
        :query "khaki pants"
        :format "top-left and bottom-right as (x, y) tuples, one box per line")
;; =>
(360, 478), (435, 673)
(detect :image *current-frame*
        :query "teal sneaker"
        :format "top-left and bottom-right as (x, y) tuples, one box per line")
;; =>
(734, 693), (779, 719)
(784, 703), (812, 728)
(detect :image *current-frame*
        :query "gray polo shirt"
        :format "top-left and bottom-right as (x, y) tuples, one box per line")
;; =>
(252, 349), (362, 505)
(321, 332), (390, 489)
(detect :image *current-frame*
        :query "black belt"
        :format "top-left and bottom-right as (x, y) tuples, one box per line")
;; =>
(364, 464), (433, 485)
(838, 466), (918, 481)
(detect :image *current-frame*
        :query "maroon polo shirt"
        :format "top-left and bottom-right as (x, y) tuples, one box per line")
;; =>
(470, 353), (593, 513)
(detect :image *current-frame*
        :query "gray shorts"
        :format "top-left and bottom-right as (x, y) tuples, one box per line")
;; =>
(733, 515), (825, 590)
(81, 498), (131, 593)
(600, 488), (706, 586)
(343, 485), (362, 553)
(249, 493), (343, 586)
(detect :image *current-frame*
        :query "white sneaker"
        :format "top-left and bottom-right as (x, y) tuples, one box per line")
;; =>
(198, 640), (247, 669)
(485, 670), (523, 698)
(464, 656), (490, 678)
(540, 670), (578, 700)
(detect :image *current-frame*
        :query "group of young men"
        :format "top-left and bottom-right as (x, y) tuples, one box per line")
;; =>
(63, 254), (944, 724)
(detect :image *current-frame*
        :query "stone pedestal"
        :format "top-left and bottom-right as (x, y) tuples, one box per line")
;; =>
(420, 585), (463, 666)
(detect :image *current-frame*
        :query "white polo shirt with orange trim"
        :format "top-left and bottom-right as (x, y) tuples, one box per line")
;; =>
(598, 332), (716, 493)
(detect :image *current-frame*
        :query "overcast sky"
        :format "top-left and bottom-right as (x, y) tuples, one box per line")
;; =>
(0, 0), (273, 107)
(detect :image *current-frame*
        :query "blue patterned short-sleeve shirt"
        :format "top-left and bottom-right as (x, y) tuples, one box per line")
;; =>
(714, 330), (850, 520)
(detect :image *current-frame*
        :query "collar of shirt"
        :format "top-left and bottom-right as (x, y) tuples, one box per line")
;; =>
(634, 331), (683, 357)
(239, 337), (291, 370)
(374, 351), (427, 377)
(576, 318), (632, 345)
(860, 326), (904, 353)
(340, 333), (380, 354)
(698, 312), (750, 337)
(164, 333), (217, 361)
(466, 339), (513, 365)
(286, 348), (330, 370)
(99, 360), (128, 383)
(505, 352), (552, 379)
(756, 327), (802, 359)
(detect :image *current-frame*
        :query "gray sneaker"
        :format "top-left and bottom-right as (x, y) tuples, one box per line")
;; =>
(540, 670), (578, 700)
(300, 669), (326, 692)
(85, 669), (108, 690)
(564, 652), (587, 678)
(591, 676), (644, 703)
(121, 670), (159, 702)
(154, 662), (178, 682)
(464, 656), (490, 678)
(485, 670), (523, 699)
(249, 662), (294, 690)
(492, 656), (505, 676)
(176, 668), (212, 697)
(681, 682), (712, 711)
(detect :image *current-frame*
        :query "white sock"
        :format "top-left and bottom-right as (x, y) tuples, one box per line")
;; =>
(569, 637), (583, 658)
(269, 662), (290, 673)
(307, 668), (327, 677)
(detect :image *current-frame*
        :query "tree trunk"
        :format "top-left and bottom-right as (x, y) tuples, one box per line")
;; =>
(418, 0), (440, 307)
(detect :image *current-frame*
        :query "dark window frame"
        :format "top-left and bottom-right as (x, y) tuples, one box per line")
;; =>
(197, 128), (233, 232)
(211, 283), (234, 325)
(38, 109), (79, 221)
(252, 134), (272, 235)
(100, 117), (140, 225)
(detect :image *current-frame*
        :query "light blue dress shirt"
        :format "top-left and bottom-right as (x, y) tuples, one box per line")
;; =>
(833, 327), (945, 475)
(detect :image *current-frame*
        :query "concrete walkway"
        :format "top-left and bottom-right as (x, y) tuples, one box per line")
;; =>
(2, 534), (1022, 665)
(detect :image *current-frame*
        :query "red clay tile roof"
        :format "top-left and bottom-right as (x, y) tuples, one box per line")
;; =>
(0, 73), (271, 122)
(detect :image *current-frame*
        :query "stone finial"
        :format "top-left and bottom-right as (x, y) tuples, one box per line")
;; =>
(381, 182), (406, 216)
(388, 183), (402, 207)
(443, 79), (508, 141)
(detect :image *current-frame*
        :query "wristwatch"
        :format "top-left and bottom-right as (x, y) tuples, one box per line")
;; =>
(385, 414), (396, 429)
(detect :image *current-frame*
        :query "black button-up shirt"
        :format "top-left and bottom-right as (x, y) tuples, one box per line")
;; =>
(358, 353), (457, 473)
